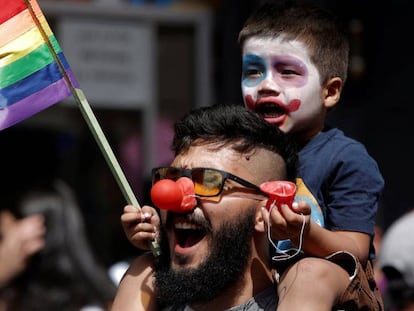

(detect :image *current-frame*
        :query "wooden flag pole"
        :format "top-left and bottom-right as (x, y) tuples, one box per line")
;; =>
(24, 0), (140, 209)
(73, 94), (159, 256)
(73, 88), (140, 207)
(73, 90), (162, 257)
(73, 90), (160, 257)
(25, 0), (161, 256)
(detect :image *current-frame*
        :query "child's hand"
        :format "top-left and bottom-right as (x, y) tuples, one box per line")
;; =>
(262, 200), (311, 243)
(121, 205), (160, 251)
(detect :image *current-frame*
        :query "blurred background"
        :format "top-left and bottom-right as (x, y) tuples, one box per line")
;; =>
(1, 0), (411, 271)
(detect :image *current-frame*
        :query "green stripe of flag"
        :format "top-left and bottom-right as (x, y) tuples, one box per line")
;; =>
(0, 35), (62, 89)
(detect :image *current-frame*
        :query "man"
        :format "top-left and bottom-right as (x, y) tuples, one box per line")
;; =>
(112, 104), (304, 310)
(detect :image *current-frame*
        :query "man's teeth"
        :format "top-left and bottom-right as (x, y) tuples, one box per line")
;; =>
(175, 222), (199, 230)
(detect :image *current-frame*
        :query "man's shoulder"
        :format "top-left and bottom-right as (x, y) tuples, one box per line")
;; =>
(159, 287), (278, 311)
(229, 286), (278, 311)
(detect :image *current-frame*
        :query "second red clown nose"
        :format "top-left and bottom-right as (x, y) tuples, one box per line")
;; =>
(150, 177), (196, 213)
(260, 181), (296, 210)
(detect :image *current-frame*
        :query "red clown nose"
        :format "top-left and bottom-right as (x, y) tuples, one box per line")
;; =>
(150, 177), (196, 212)
(260, 181), (296, 210)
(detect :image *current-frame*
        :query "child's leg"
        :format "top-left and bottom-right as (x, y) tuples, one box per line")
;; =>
(276, 257), (351, 311)
(111, 252), (157, 311)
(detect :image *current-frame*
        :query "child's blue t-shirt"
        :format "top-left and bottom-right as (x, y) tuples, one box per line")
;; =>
(278, 127), (384, 259)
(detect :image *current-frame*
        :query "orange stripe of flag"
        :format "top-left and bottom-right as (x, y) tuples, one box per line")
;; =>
(0, 0), (44, 47)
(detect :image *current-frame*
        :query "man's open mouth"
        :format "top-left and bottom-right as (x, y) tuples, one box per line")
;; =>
(174, 222), (207, 248)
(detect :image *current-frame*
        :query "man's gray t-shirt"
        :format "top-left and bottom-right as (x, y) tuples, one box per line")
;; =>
(160, 286), (278, 311)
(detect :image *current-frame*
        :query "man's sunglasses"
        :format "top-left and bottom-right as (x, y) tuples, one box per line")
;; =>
(152, 166), (265, 197)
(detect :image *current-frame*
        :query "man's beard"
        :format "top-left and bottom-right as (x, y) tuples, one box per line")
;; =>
(154, 209), (256, 307)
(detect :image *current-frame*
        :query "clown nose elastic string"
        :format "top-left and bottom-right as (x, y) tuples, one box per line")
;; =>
(150, 177), (196, 212)
(259, 180), (305, 261)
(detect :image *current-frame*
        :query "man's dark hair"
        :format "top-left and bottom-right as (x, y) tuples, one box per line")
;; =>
(172, 104), (298, 181)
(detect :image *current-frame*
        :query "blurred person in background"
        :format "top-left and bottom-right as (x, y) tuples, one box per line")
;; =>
(0, 180), (116, 311)
(0, 208), (46, 289)
(378, 209), (414, 311)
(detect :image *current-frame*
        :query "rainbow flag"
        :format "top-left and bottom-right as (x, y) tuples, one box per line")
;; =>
(0, 0), (78, 130)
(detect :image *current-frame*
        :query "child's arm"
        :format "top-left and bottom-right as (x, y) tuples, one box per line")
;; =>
(265, 201), (370, 263)
(111, 252), (157, 311)
(121, 204), (160, 251)
(300, 221), (371, 264)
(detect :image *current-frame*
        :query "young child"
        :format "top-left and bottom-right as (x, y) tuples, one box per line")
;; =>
(238, 1), (384, 310)
(116, 1), (384, 310)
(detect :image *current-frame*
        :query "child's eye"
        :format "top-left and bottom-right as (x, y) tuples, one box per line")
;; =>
(243, 68), (263, 79)
(274, 62), (305, 77)
(242, 55), (266, 80)
(280, 69), (299, 75)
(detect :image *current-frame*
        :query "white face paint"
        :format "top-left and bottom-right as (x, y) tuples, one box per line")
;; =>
(241, 37), (324, 138)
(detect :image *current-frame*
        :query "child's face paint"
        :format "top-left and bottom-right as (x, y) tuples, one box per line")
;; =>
(241, 37), (323, 136)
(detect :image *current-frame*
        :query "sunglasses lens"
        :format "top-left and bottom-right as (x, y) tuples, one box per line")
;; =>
(193, 168), (223, 196)
(153, 167), (225, 197)
(153, 167), (181, 184)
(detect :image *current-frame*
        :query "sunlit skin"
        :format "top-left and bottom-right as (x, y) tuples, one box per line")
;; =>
(114, 143), (311, 310)
(163, 144), (279, 271)
(241, 37), (338, 142)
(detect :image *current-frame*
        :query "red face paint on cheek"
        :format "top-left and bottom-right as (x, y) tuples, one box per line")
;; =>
(245, 95), (255, 110)
(247, 94), (300, 113)
(286, 99), (300, 112)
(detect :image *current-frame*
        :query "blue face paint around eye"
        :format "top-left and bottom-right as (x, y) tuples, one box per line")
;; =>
(242, 54), (267, 87)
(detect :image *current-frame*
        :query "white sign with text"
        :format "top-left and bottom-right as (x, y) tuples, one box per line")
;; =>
(59, 17), (155, 108)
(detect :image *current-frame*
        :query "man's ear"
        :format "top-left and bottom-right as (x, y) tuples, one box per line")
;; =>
(254, 204), (267, 233)
(323, 77), (342, 109)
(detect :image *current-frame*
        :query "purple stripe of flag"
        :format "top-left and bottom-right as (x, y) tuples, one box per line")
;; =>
(0, 69), (77, 130)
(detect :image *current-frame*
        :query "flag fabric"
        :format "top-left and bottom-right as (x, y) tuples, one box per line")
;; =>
(0, 0), (78, 130)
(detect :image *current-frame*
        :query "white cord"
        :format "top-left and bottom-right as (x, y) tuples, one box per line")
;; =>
(267, 201), (306, 261)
